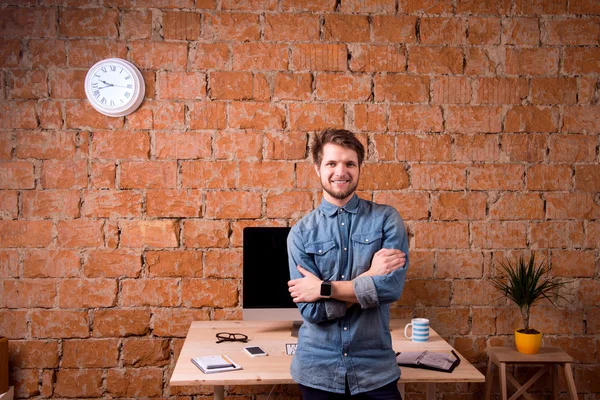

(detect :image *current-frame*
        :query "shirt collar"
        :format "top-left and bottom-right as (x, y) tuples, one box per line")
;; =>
(319, 194), (360, 216)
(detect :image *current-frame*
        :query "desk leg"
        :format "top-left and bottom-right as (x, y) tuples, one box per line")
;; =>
(552, 364), (559, 400)
(426, 383), (436, 400)
(562, 363), (578, 400)
(214, 385), (224, 400)
(484, 356), (494, 400)
(398, 382), (405, 400)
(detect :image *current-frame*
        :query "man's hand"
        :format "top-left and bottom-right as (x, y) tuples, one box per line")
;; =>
(288, 266), (322, 303)
(362, 248), (406, 277)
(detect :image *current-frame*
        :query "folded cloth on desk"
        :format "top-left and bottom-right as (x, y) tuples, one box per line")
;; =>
(396, 350), (461, 373)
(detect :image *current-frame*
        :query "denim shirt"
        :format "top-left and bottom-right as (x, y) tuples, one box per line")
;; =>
(287, 194), (409, 395)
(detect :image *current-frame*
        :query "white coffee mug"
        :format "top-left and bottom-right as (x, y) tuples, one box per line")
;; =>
(404, 318), (430, 342)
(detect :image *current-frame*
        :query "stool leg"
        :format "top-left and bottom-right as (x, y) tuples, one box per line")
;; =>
(562, 363), (578, 400)
(499, 362), (508, 400)
(484, 356), (494, 400)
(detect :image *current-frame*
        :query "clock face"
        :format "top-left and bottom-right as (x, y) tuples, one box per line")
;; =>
(84, 58), (145, 117)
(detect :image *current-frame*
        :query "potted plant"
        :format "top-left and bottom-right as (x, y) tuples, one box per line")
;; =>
(490, 254), (568, 354)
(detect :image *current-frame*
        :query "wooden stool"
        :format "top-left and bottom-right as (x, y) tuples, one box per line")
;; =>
(484, 347), (578, 400)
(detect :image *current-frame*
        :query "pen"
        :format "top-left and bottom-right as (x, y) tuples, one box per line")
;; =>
(206, 363), (234, 369)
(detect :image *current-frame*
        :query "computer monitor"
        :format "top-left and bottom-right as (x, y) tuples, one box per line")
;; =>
(242, 227), (302, 329)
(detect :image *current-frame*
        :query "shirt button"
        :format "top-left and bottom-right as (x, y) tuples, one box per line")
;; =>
(344, 353), (348, 357)
(341, 275), (345, 279)
(318, 250), (322, 253)
(344, 327), (348, 331)
(365, 239), (369, 242)
(344, 247), (347, 251)
(341, 222), (345, 226)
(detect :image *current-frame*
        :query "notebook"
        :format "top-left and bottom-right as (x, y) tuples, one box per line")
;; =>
(396, 350), (461, 373)
(191, 355), (242, 374)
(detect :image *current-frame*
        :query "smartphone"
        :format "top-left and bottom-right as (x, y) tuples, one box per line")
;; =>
(244, 345), (268, 357)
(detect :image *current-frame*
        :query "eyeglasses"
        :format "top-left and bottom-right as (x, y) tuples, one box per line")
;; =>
(215, 332), (248, 344)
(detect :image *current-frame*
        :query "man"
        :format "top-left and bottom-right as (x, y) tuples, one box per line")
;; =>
(287, 128), (409, 399)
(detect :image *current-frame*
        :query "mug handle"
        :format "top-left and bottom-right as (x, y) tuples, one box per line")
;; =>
(404, 323), (413, 340)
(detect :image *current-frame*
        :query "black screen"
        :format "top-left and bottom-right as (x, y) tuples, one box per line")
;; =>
(243, 227), (294, 309)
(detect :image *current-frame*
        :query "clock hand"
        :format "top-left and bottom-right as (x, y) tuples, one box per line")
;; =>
(99, 80), (113, 87)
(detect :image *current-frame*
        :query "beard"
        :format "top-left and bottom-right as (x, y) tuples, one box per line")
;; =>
(320, 176), (359, 201)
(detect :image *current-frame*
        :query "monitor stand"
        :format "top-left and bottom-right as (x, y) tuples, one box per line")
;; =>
(291, 321), (302, 337)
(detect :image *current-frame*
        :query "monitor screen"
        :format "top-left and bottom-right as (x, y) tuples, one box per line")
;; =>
(242, 227), (301, 322)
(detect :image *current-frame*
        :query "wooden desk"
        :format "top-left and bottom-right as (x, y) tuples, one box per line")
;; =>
(484, 347), (578, 400)
(170, 320), (485, 400)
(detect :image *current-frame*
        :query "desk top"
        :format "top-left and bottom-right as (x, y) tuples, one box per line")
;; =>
(170, 320), (485, 386)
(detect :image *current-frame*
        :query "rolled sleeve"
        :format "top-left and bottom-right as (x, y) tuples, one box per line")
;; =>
(352, 275), (378, 309)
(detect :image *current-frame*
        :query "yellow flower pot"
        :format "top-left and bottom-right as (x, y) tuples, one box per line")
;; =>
(514, 329), (542, 355)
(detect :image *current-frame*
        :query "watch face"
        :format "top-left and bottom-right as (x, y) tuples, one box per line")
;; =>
(320, 281), (332, 297)
(85, 58), (145, 117)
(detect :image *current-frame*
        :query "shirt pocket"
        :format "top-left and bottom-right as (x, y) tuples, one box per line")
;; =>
(305, 240), (337, 279)
(351, 231), (383, 277)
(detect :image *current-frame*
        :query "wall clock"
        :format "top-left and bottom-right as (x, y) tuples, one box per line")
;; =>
(84, 58), (145, 117)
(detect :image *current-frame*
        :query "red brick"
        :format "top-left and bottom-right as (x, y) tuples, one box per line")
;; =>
(0, 310), (28, 338)
(121, 278), (179, 306)
(147, 250), (203, 277)
(0, 190), (17, 219)
(130, 41), (187, 70)
(209, 71), (252, 100)
(412, 164), (467, 190)
(475, 77), (528, 104)
(264, 13), (319, 41)
(445, 106), (503, 133)
(65, 100), (124, 129)
(0, 132), (12, 159)
(265, 131), (308, 160)
(41, 159), (87, 189)
(62, 338), (119, 368)
(438, 251), (484, 279)
(549, 134), (596, 163)
(506, 48), (559, 76)
(501, 17), (539, 45)
(266, 191), (314, 219)
(413, 222), (469, 249)
(121, 9), (152, 39)
(544, 18), (599, 46)
(56, 219), (104, 248)
(0, 100), (37, 129)
(239, 161), (295, 189)
(501, 133), (547, 162)
(468, 17), (501, 45)
(120, 161), (176, 189)
(111, 368), (166, 397)
(409, 46), (463, 74)
(353, 105), (386, 133)
(31, 310), (90, 340)
(59, 8), (118, 37)
(9, 70), (48, 99)
(190, 43), (230, 69)
(569, 0), (600, 13)
(432, 76), (471, 104)
(147, 189), (202, 218)
(515, 0), (567, 14)
(372, 16), (417, 43)
(453, 134), (500, 162)
(397, 279), (452, 306)
(0, 220), (53, 248)
(120, 220), (179, 248)
(82, 190), (142, 218)
(205, 191), (262, 219)
(3, 279), (56, 308)
(316, 73), (372, 102)
(23, 250), (79, 278)
(563, 106), (600, 133)
(273, 72), (312, 101)
(184, 219), (229, 248)
(204, 249), (243, 278)
(49, 69), (85, 99)
(551, 250), (595, 278)
(157, 71), (206, 100)
(189, 101), (227, 130)
(149, 101), (185, 130)
(489, 193), (544, 220)
(530, 221), (584, 249)
(0, 39), (21, 68)
(84, 250), (142, 278)
(9, 341), (59, 368)
(229, 102), (286, 130)
(453, 280), (496, 306)
(431, 192), (487, 221)
(22, 190), (79, 218)
(181, 161), (238, 189)
(579, 281), (600, 308)
(389, 105), (444, 132)
(457, 0), (511, 13)
(323, 14), (369, 42)
(155, 131), (210, 160)
(292, 44), (347, 71)
(373, 192), (429, 221)
(68, 39), (126, 68)
(203, 12), (260, 41)
(374, 75), (428, 103)
(527, 164), (572, 191)
(16, 130), (79, 159)
(464, 47), (498, 75)
(55, 369), (103, 398)
(422, 308), (471, 336)
(575, 165), (600, 192)
(472, 221), (527, 249)
(584, 222), (600, 249)
(151, 308), (210, 337)
(232, 43), (289, 71)
(349, 44), (406, 73)
(531, 77), (577, 105)
(0, 7), (56, 36)
(0, 162), (34, 189)
(396, 134), (451, 161)
(215, 129), (264, 160)
(37, 102), (62, 131)
(92, 309), (151, 337)
(531, 307), (584, 334)
(469, 164), (524, 190)
(122, 338), (170, 367)
(182, 278), (239, 307)
(289, 103), (345, 131)
(163, 10), (200, 40)
(578, 77), (597, 105)
(58, 279), (117, 308)
(421, 17), (466, 45)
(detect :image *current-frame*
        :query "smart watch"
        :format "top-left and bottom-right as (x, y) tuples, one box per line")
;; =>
(320, 280), (332, 298)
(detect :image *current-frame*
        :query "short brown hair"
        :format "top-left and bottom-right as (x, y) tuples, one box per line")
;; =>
(310, 129), (365, 166)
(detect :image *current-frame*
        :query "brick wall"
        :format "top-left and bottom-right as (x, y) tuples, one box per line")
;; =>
(0, 0), (599, 398)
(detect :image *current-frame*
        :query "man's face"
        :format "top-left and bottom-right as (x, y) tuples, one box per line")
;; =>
(315, 143), (360, 206)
